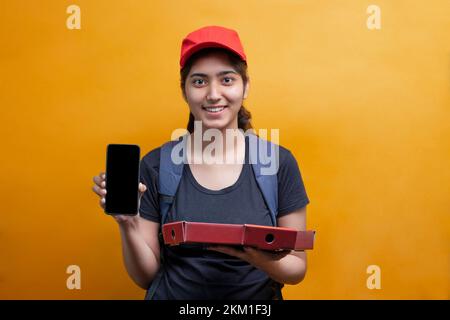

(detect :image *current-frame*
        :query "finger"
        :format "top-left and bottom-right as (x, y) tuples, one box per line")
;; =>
(92, 184), (105, 196)
(139, 183), (147, 193)
(93, 175), (106, 188)
(93, 175), (101, 185)
(271, 250), (290, 260)
(242, 246), (260, 257)
(92, 185), (107, 197)
(280, 250), (291, 257)
(207, 245), (224, 252)
(99, 198), (105, 209)
(208, 245), (244, 258)
(243, 246), (256, 252)
(243, 246), (288, 259)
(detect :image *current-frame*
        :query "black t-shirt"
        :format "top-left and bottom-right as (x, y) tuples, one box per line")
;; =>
(139, 135), (310, 299)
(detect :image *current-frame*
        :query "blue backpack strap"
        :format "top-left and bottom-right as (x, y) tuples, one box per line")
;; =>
(246, 132), (280, 226)
(144, 134), (187, 300)
(247, 132), (283, 299)
(158, 135), (188, 224)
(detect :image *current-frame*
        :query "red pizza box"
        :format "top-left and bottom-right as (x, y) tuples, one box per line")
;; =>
(243, 224), (299, 251)
(163, 221), (244, 246)
(162, 221), (316, 251)
(295, 230), (315, 250)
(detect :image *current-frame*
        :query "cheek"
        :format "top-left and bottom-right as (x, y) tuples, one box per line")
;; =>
(185, 88), (204, 104)
(224, 87), (244, 105)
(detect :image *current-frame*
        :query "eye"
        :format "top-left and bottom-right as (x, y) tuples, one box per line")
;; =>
(192, 79), (206, 86)
(223, 77), (235, 85)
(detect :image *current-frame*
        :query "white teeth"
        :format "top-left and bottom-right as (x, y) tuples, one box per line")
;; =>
(204, 107), (225, 113)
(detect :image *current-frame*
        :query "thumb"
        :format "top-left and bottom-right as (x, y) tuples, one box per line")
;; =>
(139, 183), (147, 193)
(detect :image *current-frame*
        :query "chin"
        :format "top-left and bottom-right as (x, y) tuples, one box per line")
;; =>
(201, 119), (232, 131)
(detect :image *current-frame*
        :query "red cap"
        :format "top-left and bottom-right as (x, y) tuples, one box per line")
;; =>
(180, 25), (247, 69)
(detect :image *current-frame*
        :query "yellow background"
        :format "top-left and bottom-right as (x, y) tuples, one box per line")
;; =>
(0, 0), (448, 299)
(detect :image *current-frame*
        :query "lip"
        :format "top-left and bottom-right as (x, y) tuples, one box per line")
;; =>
(202, 105), (228, 116)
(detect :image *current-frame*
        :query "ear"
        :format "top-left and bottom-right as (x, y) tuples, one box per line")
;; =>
(243, 80), (250, 100)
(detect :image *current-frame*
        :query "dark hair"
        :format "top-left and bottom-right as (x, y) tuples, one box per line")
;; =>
(180, 47), (253, 133)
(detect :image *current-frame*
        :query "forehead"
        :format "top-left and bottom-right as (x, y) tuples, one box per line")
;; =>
(188, 51), (237, 76)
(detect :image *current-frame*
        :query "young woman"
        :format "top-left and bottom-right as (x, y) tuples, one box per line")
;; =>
(92, 26), (310, 300)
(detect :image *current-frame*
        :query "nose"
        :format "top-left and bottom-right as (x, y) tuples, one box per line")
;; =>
(206, 80), (222, 102)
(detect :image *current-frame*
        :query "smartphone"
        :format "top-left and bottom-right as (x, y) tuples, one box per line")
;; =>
(104, 144), (141, 215)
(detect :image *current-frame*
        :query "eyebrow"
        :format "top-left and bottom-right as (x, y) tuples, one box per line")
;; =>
(189, 70), (238, 78)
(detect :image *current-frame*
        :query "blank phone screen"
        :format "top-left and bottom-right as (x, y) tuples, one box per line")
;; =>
(104, 144), (140, 215)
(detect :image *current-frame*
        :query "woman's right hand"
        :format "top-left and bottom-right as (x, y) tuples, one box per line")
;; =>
(92, 171), (147, 226)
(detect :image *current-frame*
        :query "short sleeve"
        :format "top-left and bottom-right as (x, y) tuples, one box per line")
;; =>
(138, 148), (161, 223)
(277, 149), (310, 216)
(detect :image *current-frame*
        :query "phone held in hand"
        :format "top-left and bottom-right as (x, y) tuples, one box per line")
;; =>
(104, 144), (140, 215)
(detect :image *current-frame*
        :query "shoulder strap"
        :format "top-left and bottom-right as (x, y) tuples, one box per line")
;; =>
(246, 132), (280, 226)
(247, 133), (283, 299)
(158, 134), (188, 224)
(144, 134), (188, 300)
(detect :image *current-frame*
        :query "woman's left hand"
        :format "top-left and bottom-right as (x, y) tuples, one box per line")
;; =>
(207, 245), (291, 269)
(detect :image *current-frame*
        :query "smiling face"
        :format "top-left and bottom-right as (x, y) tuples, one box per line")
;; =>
(183, 51), (249, 132)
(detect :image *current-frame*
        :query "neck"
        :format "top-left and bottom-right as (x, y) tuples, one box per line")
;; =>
(187, 122), (245, 165)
